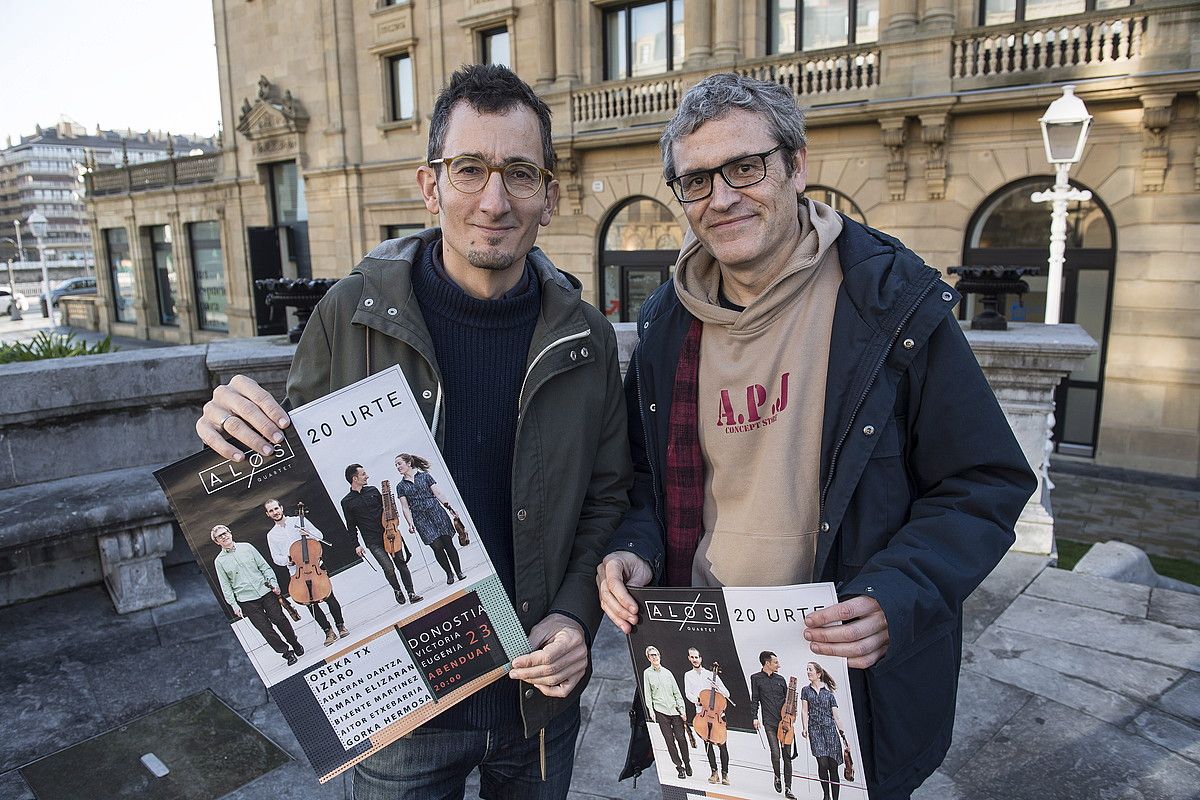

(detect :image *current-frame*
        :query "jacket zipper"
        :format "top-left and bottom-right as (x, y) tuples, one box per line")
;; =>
(819, 274), (939, 517)
(512, 325), (591, 737)
(517, 328), (592, 416)
(634, 349), (668, 536)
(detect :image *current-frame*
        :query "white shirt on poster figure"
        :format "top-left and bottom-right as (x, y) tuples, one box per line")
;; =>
(684, 649), (731, 714)
(263, 498), (327, 577)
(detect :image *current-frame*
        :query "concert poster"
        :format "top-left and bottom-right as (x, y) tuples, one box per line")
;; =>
(627, 584), (868, 800)
(155, 367), (529, 783)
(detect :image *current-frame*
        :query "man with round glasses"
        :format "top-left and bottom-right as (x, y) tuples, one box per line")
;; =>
(196, 64), (631, 799)
(599, 73), (1035, 799)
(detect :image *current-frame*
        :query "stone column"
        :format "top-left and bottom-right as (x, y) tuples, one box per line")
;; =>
(684, 0), (712, 67)
(967, 323), (1098, 556)
(882, 0), (918, 38)
(712, 0), (740, 62)
(554, 0), (578, 84)
(921, 0), (954, 33)
(536, 0), (556, 87)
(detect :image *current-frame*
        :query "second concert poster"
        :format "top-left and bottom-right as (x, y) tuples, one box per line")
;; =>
(154, 366), (529, 783)
(627, 584), (868, 800)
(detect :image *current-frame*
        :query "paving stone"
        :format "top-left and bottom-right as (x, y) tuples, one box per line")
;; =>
(1149, 587), (1200, 630)
(83, 633), (269, 722)
(913, 768), (1004, 800)
(1128, 708), (1200, 765)
(6, 658), (109, 773)
(952, 696), (1200, 800)
(569, 673), (661, 800)
(590, 617), (634, 681)
(995, 595), (1200, 672)
(0, 582), (162, 672)
(1157, 673), (1200, 725)
(224, 759), (349, 800)
(962, 551), (1049, 644)
(1025, 568), (1150, 617)
(965, 640), (1144, 726)
(0, 769), (34, 800)
(970, 626), (1183, 704)
(940, 669), (1032, 776)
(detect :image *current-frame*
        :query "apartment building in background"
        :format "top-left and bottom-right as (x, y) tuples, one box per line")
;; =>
(83, 0), (1199, 476)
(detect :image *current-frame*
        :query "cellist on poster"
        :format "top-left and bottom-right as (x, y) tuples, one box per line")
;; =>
(684, 647), (733, 786)
(750, 650), (796, 799)
(264, 497), (350, 648)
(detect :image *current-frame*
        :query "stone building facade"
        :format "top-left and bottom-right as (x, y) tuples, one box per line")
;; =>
(85, 0), (1199, 477)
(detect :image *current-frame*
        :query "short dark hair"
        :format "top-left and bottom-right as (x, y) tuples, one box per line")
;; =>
(345, 464), (362, 483)
(759, 650), (776, 666)
(427, 64), (556, 172)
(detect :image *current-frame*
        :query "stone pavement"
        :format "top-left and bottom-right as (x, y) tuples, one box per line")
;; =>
(3, 551), (1198, 799)
(0, 312), (166, 350)
(1050, 462), (1200, 562)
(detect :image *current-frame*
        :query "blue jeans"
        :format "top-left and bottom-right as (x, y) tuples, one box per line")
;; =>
(354, 704), (580, 800)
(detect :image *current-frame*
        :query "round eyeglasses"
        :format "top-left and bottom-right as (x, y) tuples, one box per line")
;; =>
(429, 154), (554, 199)
(667, 145), (783, 203)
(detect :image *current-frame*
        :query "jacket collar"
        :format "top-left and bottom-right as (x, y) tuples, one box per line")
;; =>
(348, 228), (591, 364)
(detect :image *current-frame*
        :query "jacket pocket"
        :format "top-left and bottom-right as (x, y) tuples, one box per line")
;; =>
(841, 416), (909, 567)
(863, 630), (956, 793)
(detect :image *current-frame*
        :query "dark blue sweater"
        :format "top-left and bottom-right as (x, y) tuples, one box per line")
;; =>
(412, 237), (539, 730)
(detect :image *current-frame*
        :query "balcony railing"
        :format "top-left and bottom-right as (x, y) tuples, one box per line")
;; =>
(569, 45), (882, 133)
(86, 152), (221, 197)
(572, 76), (686, 130)
(735, 48), (881, 100)
(952, 11), (1146, 80)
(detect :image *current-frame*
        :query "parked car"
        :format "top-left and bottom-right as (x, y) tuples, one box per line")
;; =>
(0, 286), (29, 316)
(49, 276), (97, 307)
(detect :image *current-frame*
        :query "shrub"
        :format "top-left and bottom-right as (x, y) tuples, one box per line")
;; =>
(0, 332), (115, 364)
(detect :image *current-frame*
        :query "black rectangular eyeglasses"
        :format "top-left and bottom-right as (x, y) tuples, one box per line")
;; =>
(667, 145), (784, 203)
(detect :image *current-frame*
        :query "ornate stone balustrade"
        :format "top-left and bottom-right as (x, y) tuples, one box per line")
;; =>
(86, 152), (222, 196)
(734, 48), (881, 100)
(952, 11), (1146, 83)
(570, 45), (880, 133)
(571, 76), (685, 131)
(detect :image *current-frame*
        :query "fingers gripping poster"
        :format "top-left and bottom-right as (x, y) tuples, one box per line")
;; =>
(155, 367), (528, 782)
(627, 584), (868, 800)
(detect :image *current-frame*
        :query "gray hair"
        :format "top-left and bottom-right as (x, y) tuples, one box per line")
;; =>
(660, 73), (807, 180)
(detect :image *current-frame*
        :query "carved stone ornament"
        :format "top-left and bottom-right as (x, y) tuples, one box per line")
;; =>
(880, 117), (908, 202)
(1139, 93), (1174, 193)
(236, 76), (309, 161)
(920, 113), (948, 201)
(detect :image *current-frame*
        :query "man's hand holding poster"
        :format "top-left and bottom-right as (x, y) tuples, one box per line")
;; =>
(627, 584), (867, 800)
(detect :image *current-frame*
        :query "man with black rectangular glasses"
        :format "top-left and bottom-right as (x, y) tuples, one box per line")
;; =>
(598, 73), (1035, 800)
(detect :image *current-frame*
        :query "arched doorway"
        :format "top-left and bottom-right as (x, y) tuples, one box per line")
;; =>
(599, 197), (683, 323)
(964, 177), (1116, 457)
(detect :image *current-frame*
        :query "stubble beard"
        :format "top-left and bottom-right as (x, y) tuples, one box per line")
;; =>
(466, 239), (518, 272)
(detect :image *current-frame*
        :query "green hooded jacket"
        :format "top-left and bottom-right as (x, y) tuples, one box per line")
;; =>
(286, 228), (632, 737)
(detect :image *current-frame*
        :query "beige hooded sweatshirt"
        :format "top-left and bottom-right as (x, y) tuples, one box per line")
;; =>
(675, 198), (844, 587)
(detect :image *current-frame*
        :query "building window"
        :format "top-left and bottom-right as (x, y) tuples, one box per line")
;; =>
(384, 224), (423, 240)
(604, 1), (684, 81)
(806, 186), (867, 225)
(148, 225), (179, 326)
(769, 0), (879, 54)
(189, 221), (228, 332)
(104, 227), (135, 324)
(980, 0), (1129, 25)
(481, 26), (510, 67)
(388, 53), (414, 121)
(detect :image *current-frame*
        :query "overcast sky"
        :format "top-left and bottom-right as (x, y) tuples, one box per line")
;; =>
(1, 0), (221, 145)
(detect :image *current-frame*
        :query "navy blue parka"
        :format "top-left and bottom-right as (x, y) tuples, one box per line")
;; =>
(608, 216), (1036, 798)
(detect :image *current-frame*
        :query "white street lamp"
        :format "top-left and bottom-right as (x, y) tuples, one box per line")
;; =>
(1031, 85), (1093, 325)
(27, 210), (52, 320)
